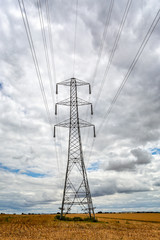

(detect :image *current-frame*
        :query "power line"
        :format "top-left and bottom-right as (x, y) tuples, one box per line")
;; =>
(86, 0), (126, 159)
(45, 0), (57, 84)
(94, 0), (132, 110)
(44, 0), (64, 163)
(85, 0), (131, 143)
(18, 0), (53, 132)
(84, 0), (115, 159)
(18, 0), (61, 177)
(83, 0), (114, 159)
(97, 8), (160, 135)
(87, 7), (160, 163)
(39, 0), (63, 174)
(37, 0), (55, 107)
(91, 0), (114, 89)
(37, 0), (62, 176)
(73, 0), (79, 77)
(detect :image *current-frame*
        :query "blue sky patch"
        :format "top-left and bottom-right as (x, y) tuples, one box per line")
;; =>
(0, 82), (3, 90)
(0, 163), (45, 178)
(0, 163), (19, 173)
(22, 170), (46, 178)
(150, 148), (160, 155)
(87, 162), (99, 171)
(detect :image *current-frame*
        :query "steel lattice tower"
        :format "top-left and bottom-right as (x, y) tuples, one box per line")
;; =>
(54, 78), (95, 219)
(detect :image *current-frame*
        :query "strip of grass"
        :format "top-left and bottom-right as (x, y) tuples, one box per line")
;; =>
(55, 215), (98, 222)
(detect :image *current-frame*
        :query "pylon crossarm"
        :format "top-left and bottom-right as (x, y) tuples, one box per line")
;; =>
(57, 78), (89, 86)
(55, 98), (93, 115)
(78, 98), (90, 105)
(75, 78), (89, 85)
(54, 119), (96, 137)
(56, 98), (70, 106)
(54, 118), (93, 128)
(56, 78), (91, 94)
(57, 78), (71, 86)
(56, 97), (92, 106)
(78, 118), (94, 128)
(54, 119), (70, 128)
(78, 119), (96, 137)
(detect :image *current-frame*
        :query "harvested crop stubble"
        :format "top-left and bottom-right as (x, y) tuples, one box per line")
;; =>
(0, 213), (160, 240)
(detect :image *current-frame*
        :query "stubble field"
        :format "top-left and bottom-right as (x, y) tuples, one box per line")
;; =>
(0, 213), (160, 240)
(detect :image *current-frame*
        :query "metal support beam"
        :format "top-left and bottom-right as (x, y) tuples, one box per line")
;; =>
(54, 78), (95, 219)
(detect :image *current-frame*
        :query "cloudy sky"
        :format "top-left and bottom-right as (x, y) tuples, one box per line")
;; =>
(0, 0), (160, 214)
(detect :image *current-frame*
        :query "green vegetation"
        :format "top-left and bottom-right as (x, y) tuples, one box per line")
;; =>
(55, 214), (98, 222)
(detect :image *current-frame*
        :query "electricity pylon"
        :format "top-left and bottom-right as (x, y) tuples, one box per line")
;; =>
(54, 77), (95, 219)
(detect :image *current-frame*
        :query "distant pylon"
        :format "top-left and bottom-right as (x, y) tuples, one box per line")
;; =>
(54, 77), (95, 219)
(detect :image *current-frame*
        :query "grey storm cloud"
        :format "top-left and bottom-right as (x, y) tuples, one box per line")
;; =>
(92, 180), (117, 197)
(91, 177), (151, 197)
(154, 181), (160, 187)
(131, 148), (152, 165)
(103, 148), (152, 172)
(105, 159), (136, 172)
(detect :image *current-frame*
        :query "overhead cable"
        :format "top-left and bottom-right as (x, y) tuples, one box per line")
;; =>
(97, 8), (160, 135)
(44, 0), (64, 162)
(18, 0), (53, 131)
(94, 0), (132, 110)
(84, 0), (114, 159)
(37, 0), (61, 174)
(73, 0), (79, 77)
(37, 0), (55, 106)
(45, 0), (57, 84)
(91, 0), (114, 89)
(18, 0), (61, 174)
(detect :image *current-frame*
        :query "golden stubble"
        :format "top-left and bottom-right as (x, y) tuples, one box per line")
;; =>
(0, 213), (160, 240)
